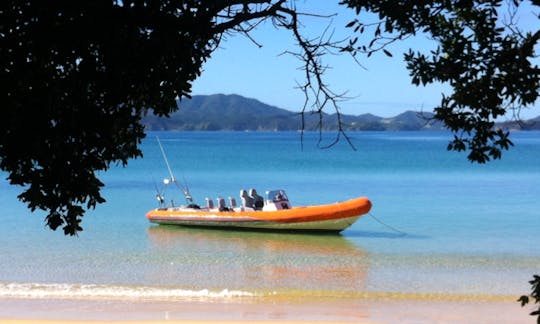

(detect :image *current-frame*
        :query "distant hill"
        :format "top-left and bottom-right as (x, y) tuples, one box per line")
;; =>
(143, 94), (298, 131)
(142, 94), (540, 131)
(497, 115), (540, 130)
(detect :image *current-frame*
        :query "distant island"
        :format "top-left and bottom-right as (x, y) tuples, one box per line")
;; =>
(142, 94), (540, 131)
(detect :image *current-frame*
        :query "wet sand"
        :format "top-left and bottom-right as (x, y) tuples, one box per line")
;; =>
(0, 295), (533, 323)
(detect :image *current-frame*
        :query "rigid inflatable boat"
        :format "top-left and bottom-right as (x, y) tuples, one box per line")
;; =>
(146, 189), (371, 233)
(146, 137), (371, 233)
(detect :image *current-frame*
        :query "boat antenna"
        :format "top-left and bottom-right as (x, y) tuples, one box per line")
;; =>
(156, 136), (193, 203)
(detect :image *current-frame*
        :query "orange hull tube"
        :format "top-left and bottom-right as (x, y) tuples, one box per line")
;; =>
(146, 197), (371, 232)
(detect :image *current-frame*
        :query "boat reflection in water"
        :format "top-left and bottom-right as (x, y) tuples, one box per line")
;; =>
(146, 226), (368, 296)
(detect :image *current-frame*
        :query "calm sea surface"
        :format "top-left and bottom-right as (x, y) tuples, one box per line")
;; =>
(0, 131), (538, 301)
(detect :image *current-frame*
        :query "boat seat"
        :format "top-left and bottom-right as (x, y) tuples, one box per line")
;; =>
(240, 189), (254, 208)
(217, 197), (227, 211)
(249, 188), (264, 210)
(205, 197), (214, 209)
(229, 197), (237, 209)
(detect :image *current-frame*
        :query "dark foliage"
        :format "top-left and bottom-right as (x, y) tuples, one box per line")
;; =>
(340, 0), (540, 163)
(0, 1), (220, 234)
(0, 1), (305, 235)
(518, 275), (540, 323)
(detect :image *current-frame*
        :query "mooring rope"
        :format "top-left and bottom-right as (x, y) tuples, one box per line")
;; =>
(368, 212), (408, 236)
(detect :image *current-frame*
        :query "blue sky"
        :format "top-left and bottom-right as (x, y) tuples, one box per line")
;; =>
(191, 2), (539, 119)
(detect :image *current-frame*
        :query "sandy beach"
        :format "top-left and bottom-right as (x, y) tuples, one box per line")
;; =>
(0, 321), (372, 324)
(0, 295), (534, 324)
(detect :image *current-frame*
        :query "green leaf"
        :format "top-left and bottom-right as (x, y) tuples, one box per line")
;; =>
(518, 295), (529, 307)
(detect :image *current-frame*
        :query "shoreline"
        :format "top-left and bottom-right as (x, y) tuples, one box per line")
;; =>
(0, 294), (533, 324)
(0, 322), (369, 324)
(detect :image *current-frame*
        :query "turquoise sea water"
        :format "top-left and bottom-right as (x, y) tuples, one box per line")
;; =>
(0, 131), (538, 301)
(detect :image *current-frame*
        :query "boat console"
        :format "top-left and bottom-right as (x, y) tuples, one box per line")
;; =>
(263, 189), (292, 211)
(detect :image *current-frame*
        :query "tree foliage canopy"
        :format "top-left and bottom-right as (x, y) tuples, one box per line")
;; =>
(1, 0), (539, 234)
(341, 0), (540, 162)
(0, 0), (307, 234)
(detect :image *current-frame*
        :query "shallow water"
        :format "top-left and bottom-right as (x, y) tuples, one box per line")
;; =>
(0, 131), (538, 301)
